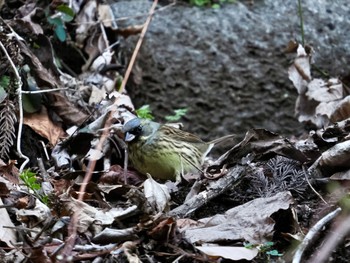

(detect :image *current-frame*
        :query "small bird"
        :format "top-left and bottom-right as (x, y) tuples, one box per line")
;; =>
(123, 118), (234, 182)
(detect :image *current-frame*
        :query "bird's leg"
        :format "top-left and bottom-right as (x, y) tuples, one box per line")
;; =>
(178, 153), (185, 183)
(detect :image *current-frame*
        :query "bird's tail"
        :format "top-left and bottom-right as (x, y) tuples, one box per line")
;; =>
(208, 134), (236, 146)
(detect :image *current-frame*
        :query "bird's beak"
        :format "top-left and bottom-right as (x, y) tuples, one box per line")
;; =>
(124, 132), (136, 142)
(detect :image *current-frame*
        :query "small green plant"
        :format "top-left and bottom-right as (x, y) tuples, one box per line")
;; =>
(20, 169), (48, 204)
(245, 241), (283, 260)
(47, 4), (75, 42)
(0, 75), (10, 89)
(165, 108), (188, 121)
(136, 105), (154, 120)
(136, 105), (188, 122)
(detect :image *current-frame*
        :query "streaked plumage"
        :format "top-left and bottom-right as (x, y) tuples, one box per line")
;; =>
(123, 118), (232, 181)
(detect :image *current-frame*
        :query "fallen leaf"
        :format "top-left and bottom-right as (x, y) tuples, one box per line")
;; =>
(196, 246), (259, 261)
(0, 159), (19, 184)
(184, 191), (294, 244)
(98, 4), (115, 28)
(24, 106), (66, 145)
(320, 140), (350, 167)
(0, 198), (17, 247)
(306, 78), (343, 102)
(144, 175), (171, 213)
(330, 169), (350, 180)
(288, 44), (311, 95)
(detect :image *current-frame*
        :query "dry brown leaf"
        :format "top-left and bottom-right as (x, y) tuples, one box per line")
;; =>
(75, 0), (97, 47)
(60, 193), (99, 233)
(288, 43), (347, 127)
(0, 159), (19, 184)
(0, 198), (17, 248)
(225, 129), (308, 164)
(313, 96), (350, 127)
(330, 169), (350, 181)
(306, 78), (343, 102)
(81, 34), (107, 72)
(184, 191), (294, 244)
(98, 4), (115, 28)
(330, 96), (350, 122)
(23, 107), (66, 146)
(18, 40), (60, 89)
(47, 91), (89, 126)
(100, 165), (144, 185)
(176, 218), (199, 232)
(144, 175), (171, 213)
(295, 94), (319, 124)
(320, 140), (350, 167)
(148, 217), (177, 242)
(288, 45), (311, 95)
(19, 7), (44, 35)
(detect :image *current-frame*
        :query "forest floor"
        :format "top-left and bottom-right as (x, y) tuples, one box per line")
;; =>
(0, 1), (349, 262)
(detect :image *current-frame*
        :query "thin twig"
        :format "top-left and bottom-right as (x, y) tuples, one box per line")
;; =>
(303, 165), (327, 204)
(99, 22), (109, 49)
(39, 141), (50, 160)
(21, 87), (69, 94)
(297, 0), (305, 46)
(119, 0), (159, 94)
(307, 155), (321, 174)
(0, 40), (29, 172)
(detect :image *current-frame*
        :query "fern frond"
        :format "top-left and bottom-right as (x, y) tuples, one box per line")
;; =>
(0, 100), (16, 159)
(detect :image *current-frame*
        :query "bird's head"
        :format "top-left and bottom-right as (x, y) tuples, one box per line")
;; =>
(122, 118), (160, 142)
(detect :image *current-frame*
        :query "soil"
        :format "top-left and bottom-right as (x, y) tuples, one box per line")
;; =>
(113, 0), (350, 140)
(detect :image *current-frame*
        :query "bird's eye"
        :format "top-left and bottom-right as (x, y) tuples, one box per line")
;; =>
(131, 126), (143, 136)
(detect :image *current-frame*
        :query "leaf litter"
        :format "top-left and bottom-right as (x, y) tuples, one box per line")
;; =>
(0, 1), (349, 263)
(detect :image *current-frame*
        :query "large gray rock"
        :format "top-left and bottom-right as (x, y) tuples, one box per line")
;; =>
(112, 0), (350, 140)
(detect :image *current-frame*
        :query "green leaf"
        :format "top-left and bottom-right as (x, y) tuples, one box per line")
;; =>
(20, 169), (48, 203)
(55, 24), (66, 42)
(165, 108), (188, 121)
(212, 3), (220, 8)
(47, 16), (63, 26)
(244, 243), (255, 249)
(136, 105), (154, 120)
(56, 5), (75, 22)
(0, 75), (10, 88)
(27, 177), (36, 184)
(266, 250), (283, 257)
(32, 183), (41, 190)
(263, 242), (274, 248)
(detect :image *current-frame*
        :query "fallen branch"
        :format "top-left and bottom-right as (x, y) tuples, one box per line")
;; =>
(292, 207), (342, 263)
(169, 165), (245, 218)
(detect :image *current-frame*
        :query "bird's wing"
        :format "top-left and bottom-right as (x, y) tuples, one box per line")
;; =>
(159, 125), (205, 144)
